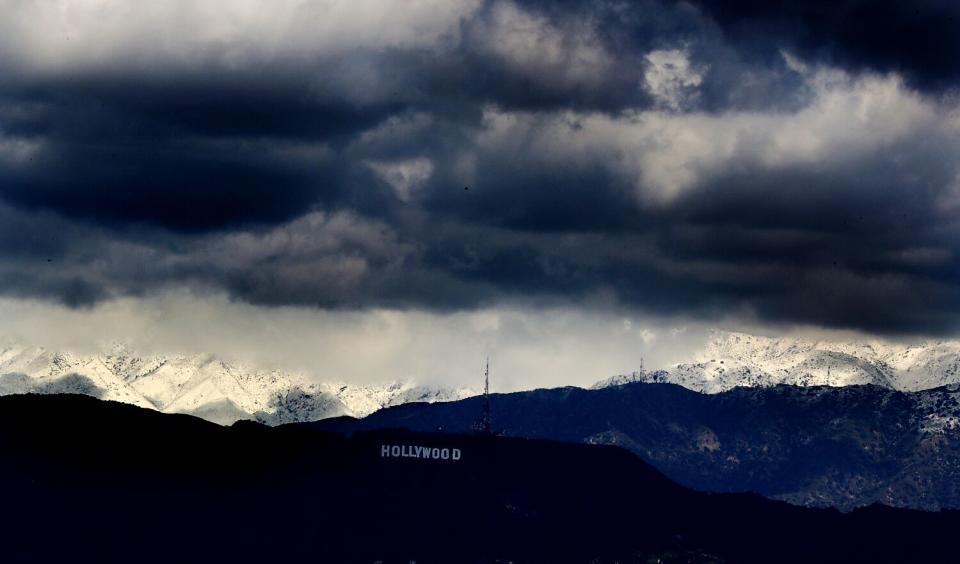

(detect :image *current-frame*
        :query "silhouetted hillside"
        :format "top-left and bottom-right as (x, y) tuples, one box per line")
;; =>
(306, 382), (960, 510)
(2, 393), (958, 563)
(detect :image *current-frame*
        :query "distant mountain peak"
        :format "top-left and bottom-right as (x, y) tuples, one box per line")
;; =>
(0, 341), (474, 425)
(594, 330), (960, 393)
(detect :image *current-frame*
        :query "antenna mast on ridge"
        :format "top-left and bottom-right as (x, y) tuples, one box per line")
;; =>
(485, 357), (489, 397)
(474, 356), (492, 435)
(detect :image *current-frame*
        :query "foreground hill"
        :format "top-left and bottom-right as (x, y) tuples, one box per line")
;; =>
(1, 393), (958, 563)
(309, 382), (960, 511)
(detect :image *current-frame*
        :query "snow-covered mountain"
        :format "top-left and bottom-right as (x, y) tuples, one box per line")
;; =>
(0, 342), (474, 425)
(594, 331), (960, 393)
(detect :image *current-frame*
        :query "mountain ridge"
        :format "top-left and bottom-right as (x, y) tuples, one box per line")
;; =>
(307, 381), (960, 511)
(0, 342), (473, 425)
(594, 330), (960, 393)
(8, 329), (960, 427)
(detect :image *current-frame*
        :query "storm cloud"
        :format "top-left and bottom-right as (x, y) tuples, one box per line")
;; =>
(1, 0), (959, 336)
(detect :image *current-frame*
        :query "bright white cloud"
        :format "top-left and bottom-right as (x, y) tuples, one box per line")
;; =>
(477, 65), (947, 203)
(644, 48), (705, 111)
(0, 0), (482, 74)
(475, 1), (611, 88)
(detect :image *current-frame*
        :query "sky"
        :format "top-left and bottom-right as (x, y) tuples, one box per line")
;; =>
(1, 1), (959, 387)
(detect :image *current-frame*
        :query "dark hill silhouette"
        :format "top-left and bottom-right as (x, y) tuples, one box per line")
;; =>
(304, 382), (960, 510)
(1, 393), (958, 563)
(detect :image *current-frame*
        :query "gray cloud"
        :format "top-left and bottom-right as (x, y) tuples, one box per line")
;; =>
(0, 1), (959, 336)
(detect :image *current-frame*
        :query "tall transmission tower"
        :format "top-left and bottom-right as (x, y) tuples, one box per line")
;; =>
(474, 357), (492, 435)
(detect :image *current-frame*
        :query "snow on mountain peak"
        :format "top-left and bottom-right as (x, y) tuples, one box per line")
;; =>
(0, 341), (474, 425)
(594, 330), (960, 393)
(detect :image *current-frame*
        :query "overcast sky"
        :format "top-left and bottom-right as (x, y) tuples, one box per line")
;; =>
(1, 1), (958, 387)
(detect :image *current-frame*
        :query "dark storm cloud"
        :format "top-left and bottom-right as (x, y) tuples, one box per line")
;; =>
(686, 0), (960, 92)
(1, 0), (960, 335)
(0, 74), (385, 230)
(0, 0), (817, 230)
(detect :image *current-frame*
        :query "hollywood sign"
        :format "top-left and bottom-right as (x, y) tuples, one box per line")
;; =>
(381, 444), (462, 461)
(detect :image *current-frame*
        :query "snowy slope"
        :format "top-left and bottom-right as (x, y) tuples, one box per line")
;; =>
(0, 342), (474, 425)
(594, 331), (960, 393)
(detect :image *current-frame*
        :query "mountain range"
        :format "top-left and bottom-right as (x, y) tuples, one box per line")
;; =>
(312, 381), (960, 511)
(594, 331), (960, 393)
(8, 329), (960, 512)
(0, 341), (472, 425)
(5, 330), (960, 428)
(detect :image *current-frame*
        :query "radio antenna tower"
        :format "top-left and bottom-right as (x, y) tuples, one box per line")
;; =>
(485, 357), (490, 396)
(474, 356), (492, 435)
